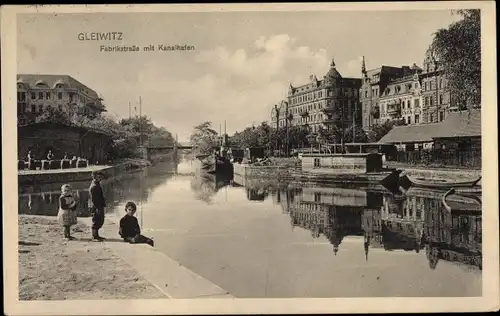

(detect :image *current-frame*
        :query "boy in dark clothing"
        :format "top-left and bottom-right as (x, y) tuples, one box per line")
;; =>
(119, 201), (154, 247)
(89, 171), (106, 241)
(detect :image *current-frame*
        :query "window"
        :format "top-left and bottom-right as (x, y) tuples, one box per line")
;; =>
(415, 99), (420, 107)
(314, 192), (321, 202)
(439, 94), (444, 104)
(46, 92), (50, 99)
(407, 116), (411, 124)
(425, 97), (429, 106)
(430, 97), (434, 106)
(439, 79), (443, 89)
(415, 115), (420, 124)
(38, 105), (43, 112)
(31, 92), (36, 99)
(31, 104), (36, 112)
(38, 92), (43, 100)
(58, 92), (63, 100)
(313, 158), (320, 168)
(439, 111), (444, 122)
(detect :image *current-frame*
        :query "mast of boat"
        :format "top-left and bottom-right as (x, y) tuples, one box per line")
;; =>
(139, 96), (143, 146)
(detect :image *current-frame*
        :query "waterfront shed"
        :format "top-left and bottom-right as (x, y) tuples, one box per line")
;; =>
(301, 153), (384, 174)
(18, 122), (113, 164)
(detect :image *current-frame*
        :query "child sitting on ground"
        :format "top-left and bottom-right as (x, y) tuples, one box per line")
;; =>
(57, 184), (78, 240)
(119, 201), (154, 247)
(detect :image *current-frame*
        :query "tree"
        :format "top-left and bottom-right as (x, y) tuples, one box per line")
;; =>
(190, 121), (218, 155)
(367, 119), (406, 142)
(344, 125), (369, 143)
(431, 9), (481, 110)
(35, 106), (71, 125)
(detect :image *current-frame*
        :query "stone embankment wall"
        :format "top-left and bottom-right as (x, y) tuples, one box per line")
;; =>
(18, 161), (145, 187)
(233, 164), (291, 179)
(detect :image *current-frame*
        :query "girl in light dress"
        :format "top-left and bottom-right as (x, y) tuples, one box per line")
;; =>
(57, 184), (78, 240)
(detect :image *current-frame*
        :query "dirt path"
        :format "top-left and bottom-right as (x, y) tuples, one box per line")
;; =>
(18, 215), (166, 300)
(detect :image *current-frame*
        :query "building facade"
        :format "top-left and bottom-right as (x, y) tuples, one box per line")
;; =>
(270, 100), (289, 129)
(378, 66), (423, 125)
(361, 48), (454, 130)
(282, 58), (362, 134)
(17, 74), (106, 125)
(420, 48), (452, 124)
(360, 57), (418, 131)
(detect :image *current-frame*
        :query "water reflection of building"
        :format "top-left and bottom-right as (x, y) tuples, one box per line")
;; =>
(246, 188), (269, 201)
(285, 186), (381, 255)
(424, 197), (482, 270)
(379, 194), (425, 252)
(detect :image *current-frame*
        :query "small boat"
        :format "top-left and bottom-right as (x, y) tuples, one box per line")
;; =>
(406, 175), (481, 189)
(442, 188), (482, 214)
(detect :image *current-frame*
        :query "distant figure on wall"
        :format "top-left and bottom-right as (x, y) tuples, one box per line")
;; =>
(47, 150), (54, 161)
(27, 150), (34, 164)
(63, 152), (68, 160)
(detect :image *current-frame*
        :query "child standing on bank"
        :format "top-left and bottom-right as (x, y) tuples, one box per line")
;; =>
(57, 184), (78, 240)
(119, 202), (154, 247)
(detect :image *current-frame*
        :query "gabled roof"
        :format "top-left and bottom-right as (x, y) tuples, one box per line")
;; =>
(435, 109), (481, 138)
(17, 74), (100, 100)
(378, 122), (443, 143)
(378, 110), (481, 144)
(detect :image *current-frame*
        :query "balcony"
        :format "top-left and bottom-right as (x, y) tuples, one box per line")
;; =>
(322, 106), (336, 114)
(386, 102), (402, 118)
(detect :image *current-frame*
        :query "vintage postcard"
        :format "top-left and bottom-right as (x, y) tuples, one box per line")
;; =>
(2, 2), (499, 315)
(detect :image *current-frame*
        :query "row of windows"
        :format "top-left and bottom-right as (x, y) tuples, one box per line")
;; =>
(424, 94), (446, 106)
(290, 89), (359, 105)
(290, 102), (324, 114)
(363, 77), (446, 99)
(290, 90), (324, 105)
(17, 103), (92, 115)
(18, 90), (87, 103)
(292, 114), (325, 125)
(423, 79), (446, 91)
(18, 104), (63, 113)
(20, 91), (65, 100)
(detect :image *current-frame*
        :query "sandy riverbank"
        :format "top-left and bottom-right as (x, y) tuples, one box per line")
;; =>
(18, 215), (165, 300)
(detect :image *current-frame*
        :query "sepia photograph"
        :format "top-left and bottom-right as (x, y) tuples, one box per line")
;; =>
(2, 2), (498, 315)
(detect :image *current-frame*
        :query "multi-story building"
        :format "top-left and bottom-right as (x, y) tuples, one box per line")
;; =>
(270, 100), (289, 129)
(284, 58), (362, 134)
(420, 48), (452, 123)
(17, 74), (106, 125)
(378, 66), (423, 125)
(360, 57), (418, 131)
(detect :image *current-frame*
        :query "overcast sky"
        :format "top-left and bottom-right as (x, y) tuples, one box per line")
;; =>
(17, 10), (460, 141)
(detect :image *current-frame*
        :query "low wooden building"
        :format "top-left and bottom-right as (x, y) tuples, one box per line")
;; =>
(378, 110), (481, 151)
(18, 122), (113, 165)
(301, 153), (384, 174)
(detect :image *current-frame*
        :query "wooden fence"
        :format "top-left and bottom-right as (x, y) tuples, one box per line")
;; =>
(389, 149), (481, 169)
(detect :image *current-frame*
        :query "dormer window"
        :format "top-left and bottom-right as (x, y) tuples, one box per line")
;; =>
(56, 84), (64, 89)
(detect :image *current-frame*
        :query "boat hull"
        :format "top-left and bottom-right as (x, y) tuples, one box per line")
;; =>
(442, 189), (482, 214)
(407, 175), (481, 189)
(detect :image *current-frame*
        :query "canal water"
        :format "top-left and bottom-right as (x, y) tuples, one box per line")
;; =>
(18, 159), (482, 298)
